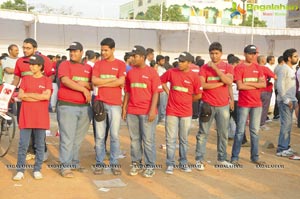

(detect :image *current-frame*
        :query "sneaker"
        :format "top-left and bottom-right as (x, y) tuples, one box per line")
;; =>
(276, 149), (294, 157)
(61, 169), (74, 178)
(129, 163), (141, 176)
(180, 165), (192, 173)
(287, 148), (296, 154)
(217, 160), (233, 167)
(265, 118), (272, 123)
(111, 167), (122, 176)
(33, 171), (43, 180)
(43, 151), (48, 162)
(273, 115), (280, 120)
(13, 172), (24, 181)
(260, 125), (270, 131)
(251, 160), (266, 165)
(26, 153), (35, 161)
(231, 160), (242, 167)
(195, 161), (205, 171)
(143, 168), (155, 178)
(165, 165), (174, 175)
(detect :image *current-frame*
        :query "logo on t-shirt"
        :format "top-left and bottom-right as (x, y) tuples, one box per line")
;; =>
(184, 80), (191, 84)
(253, 70), (259, 73)
(84, 70), (90, 74)
(39, 85), (46, 89)
(142, 75), (149, 79)
(112, 68), (118, 71)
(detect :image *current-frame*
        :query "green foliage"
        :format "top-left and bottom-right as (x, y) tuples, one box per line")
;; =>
(0, 0), (34, 11)
(242, 14), (267, 27)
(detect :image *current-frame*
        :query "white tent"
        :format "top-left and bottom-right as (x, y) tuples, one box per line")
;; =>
(1, 9), (300, 59)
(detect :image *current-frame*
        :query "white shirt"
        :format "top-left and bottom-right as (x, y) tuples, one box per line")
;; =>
(297, 68), (300, 92)
(2, 56), (18, 84)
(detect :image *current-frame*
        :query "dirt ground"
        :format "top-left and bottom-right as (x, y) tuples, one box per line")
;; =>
(0, 112), (300, 199)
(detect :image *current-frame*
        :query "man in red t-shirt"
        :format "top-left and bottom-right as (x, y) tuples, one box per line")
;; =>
(196, 42), (234, 170)
(92, 38), (125, 176)
(161, 52), (202, 174)
(57, 42), (92, 178)
(231, 44), (266, 166)
(122, 45), (161, 178)
(12, 38), (53, 162)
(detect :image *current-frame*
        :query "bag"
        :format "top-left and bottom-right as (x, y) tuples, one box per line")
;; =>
(199, 102), (212, 123)
(92, 100), (106, 122)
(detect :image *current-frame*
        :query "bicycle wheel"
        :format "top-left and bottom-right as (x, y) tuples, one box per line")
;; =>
(0, 113), (16, 157)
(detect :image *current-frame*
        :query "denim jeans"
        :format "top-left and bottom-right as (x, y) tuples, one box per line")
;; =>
(166, 116), (192, 166)
(277, 101), (297, 152)
(260, 91), (272, 126)
(94, 103), (121, 165)
(17, 129), (45, 172)
(231, 106), (262, 162)
(57, 105), (92, 169)
(158, 92), (167, 122)
(196, 104), (230, 161)
(127, 114), (157, 167)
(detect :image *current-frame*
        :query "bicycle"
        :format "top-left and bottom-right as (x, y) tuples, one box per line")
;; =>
(0, 111), (16, 157)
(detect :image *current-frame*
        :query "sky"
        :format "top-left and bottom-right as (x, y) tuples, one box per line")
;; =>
(0, 0), (132, 19)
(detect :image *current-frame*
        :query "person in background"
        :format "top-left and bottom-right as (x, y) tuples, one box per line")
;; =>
(273, 56), (285, 120)
(145, 48), (154, 66)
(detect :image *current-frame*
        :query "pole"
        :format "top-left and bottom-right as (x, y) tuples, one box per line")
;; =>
(160, 1), (163, 21)
(187, 23), (191, 52)
(242, 0), (246, 25)
(251, 10), (254, 44)
(26, 0), (29, 12)
(34, 14), (37, 40)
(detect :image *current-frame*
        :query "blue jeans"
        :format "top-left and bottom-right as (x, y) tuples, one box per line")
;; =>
(277, 101), (297, 152)
(231, 106), (262, 162)
(260, 91), (272, 126)
(94, 103), (121, 165)
(158, 92), (167, 122)
(196, 104), (230, 161)
(127, 114), (157, 167)
(17, 129), (45, 172)
(166, 116), (192, 166)
(57, 105), (92, 169)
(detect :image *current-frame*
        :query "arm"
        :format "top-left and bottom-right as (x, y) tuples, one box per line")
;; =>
(200, 76), (224, 89)
(12, 75), (20, 87)
(61, 76), (91, 103)
(162, 83), (169, 95)
(244, 77), (266, 88)
(98, 76), (125, 88)
(122, 92), (130, 120)
(277, 69), (289, 104)
(228, 85), (234, 111)
(148, 92), (159, 122)
(92, 76), (117, 87)
(77, 81), (92, 90)
(19, 90), (51, 101)
(4, 67), (14, 74)
(208, 62), (233, 85)
(192, 93), (202, 101)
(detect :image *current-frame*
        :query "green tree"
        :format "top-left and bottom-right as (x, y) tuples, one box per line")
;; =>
(0, 0), (34, 11)
(167, 5), (187, 22)
(242, 14), (267, 27)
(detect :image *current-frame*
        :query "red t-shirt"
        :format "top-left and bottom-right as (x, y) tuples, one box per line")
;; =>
(234, 63), (264, 107)
(58, 61), (92, 104)
(125, 66), (162, 115)
(93, 59), (126, 105)
(199, 62), (233, 106)
(19, 76), (52, 129)
(261, 66), (275, 93)
(161, 68), (202, 117)
(14, 54), (53, 78)
(189, 63), (200, 74)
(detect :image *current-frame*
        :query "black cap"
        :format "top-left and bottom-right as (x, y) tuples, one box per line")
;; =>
(131, 45), (146, 56)
(200, 102), (212, 123)
(156, 55), (165, 63)
(176, 52), (194, 62)
(24, 55), (44, 65)
(244, 45), (258, 54)
(66, 42), (83, 51)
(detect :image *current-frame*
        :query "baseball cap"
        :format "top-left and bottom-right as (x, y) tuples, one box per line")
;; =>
(176, 52), (194, 62)
(66, 42), (83, 51)
(23, 54), (44, 65)
(244, 45), (258, 54)
(199, 102), (212, 123)
(131, 45), (146, 56)
(156, 55), (165, 63)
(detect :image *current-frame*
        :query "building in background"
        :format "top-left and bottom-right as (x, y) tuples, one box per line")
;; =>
(286, 0), (300, 27)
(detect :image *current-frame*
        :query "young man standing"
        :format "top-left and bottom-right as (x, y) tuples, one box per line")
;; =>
(231, 44), (266, 165)
(276, 48), (299, 157)
(195, 42), (233, 170)
(156, 55), (167, 123)
(2, 44), (19, 84)
(57, 42), (92, 178)
(161, 52), (202, 174)
(92, 38), (126, 175)
(122, 45), (161, 178)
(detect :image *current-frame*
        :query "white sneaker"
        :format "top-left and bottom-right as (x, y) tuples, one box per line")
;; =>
(13, 172), (24, 181)
(287, 148), (296, 154)
(260, 125), (270, 131)
(180, 165), (192, 173)
(33, 171), (43, 180)
(165, 165), (174, 175)
(217, 160), (234, 167)
(195, 161), (205, 171)
(276, 149), (294, 157)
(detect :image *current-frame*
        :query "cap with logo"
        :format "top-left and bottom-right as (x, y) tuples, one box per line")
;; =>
(176, 52), (194, 62)
(131, 45), (146, 56)
(200, 102), (212, 123)
(23, 54), (44, 65)
(66, 42), (83, 51)
(244, 45), (258, 54)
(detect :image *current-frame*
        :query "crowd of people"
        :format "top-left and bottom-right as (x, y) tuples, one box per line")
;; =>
(0, 37), (299, 181)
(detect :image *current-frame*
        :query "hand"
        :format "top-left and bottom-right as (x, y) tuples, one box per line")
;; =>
(148, 109), (156, 122)
(82, 88), (91, 103)
(230, 101), (234, 111)
(122, 109), (127, 121)
(288, 101), (293, 110)
(208, 61), (217, 70)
